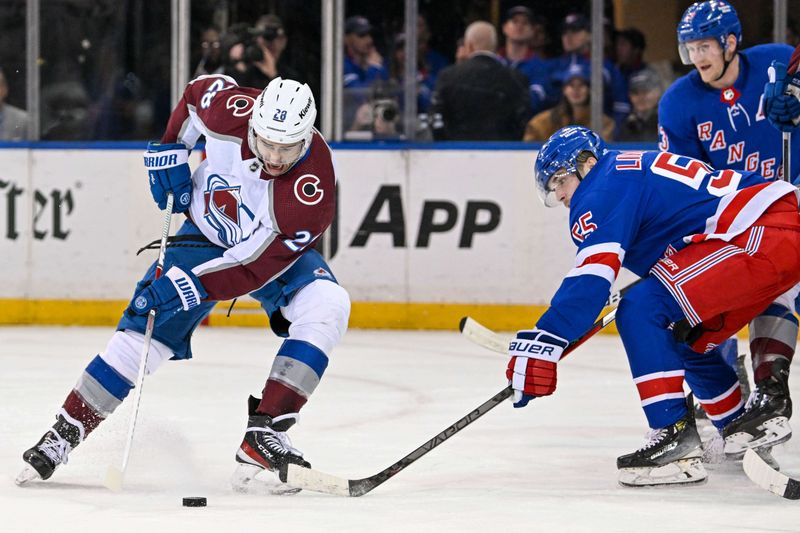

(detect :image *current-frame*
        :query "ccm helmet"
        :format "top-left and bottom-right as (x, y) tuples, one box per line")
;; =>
(534, 126), (606, 207)
(248, 77), (317, 173)
(677, 1), (741, 65)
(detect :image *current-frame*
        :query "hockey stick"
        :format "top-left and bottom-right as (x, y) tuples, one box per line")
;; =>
(460, 278), (641, 355)
(284, 301), (622, 497)
(742, 448), (800, 500)
(104, 193), (174, 491)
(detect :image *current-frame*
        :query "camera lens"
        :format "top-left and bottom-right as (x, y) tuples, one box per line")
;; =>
(380, 106), (397, 122)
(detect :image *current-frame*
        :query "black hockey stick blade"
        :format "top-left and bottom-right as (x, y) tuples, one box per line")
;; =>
(285, 386), (513, 496)
(743, 448), (800, 500)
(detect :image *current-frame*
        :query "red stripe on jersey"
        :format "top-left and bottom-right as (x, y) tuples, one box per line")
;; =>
(713, 182), (770, 234)
(578, 252), (622, 275)
(635, 375), (684, 401)
(698, 386), (742, 417)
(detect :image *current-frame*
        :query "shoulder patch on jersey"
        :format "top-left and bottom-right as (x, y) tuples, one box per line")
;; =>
(226, 94), (256, 117)
(294, 174), (324, 206)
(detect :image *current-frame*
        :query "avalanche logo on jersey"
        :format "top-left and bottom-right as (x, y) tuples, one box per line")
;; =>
(571, 212), (597, 243)
(203, 174), (256, 247)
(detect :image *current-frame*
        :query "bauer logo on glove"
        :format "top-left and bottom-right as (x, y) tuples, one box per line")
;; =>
(506, 329), (569, 407)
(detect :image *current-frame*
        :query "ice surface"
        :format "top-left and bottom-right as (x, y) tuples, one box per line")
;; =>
(2, 326), (799, 532)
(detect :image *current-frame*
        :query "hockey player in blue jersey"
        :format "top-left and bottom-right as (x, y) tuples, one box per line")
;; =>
(508, 126), (800, 486)
(658, 0), (798, 459)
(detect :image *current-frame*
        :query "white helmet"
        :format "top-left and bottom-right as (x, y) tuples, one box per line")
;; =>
(248, 77), (317, 174)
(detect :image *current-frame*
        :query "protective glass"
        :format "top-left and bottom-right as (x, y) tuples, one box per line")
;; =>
(678, 39), (722, 66)
(254, 136), (304, 168)
(535, 168), (572, 207)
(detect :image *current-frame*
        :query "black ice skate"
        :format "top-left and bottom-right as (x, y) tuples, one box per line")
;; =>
(231, 396), (310, 495)
(16, 413), (83, 485)
(617, 398), (707, 487)
(724, 358), (792, 457)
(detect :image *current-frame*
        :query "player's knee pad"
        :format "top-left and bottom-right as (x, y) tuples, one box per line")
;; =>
(282, 280), (351, 356)
(99, 330), (175, 384)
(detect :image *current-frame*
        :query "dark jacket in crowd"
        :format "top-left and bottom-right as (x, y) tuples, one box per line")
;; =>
(430, 52), (531, 141)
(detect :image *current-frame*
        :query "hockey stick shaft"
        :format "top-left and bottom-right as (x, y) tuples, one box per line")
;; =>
(286, 299), (622, 496)
(460, 278), (641, 355)
(783, 131), (791, 183)
(105, 193), (173, 491)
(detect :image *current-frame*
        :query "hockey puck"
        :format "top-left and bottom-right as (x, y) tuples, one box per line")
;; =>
(182, 497), (207, 507)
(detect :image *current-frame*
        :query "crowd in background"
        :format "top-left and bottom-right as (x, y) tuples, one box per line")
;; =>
(0, 1), (796, 144)
(339, 6), (668, 143)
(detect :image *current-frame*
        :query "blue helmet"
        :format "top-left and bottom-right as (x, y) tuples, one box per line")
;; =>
(677, 1), (741, 65)
(534, 126), (606, 207)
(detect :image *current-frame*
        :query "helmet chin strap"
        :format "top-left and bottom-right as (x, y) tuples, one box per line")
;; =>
(711, 39), (737, 84)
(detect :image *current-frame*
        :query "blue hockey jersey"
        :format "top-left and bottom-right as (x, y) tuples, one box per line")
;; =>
(536, 149), (797, 342)
(659, 44), (799, 182)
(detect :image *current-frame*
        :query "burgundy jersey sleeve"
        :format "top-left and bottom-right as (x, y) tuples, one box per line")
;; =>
(161, 74), (259, 147)
(194, 132), (336, 300)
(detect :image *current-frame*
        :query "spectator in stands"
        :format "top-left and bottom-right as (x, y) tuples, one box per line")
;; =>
(0, 67), (28, 140)
(455, 38), (468, 64)
(218, 18), (295, 90)
(343, 15), (390, 137)
(615, 68), (662, 142)
(193, 27), (224, 78)
(499, 6), (558, 116)
(499, 6), (537, 66)
(344, 15), (388, 88)
(430, 21), (530, 141)
(551, 13), (630, 131)
(523, 63), (614, 142)
(416, 14), (449, 89)
(389, 16), (449, 113)
(253, 15), (300, 81)
(529, 13), (552, 59)
(615, 28), (647, 83)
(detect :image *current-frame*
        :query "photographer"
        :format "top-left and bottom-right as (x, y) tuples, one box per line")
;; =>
(346, 80), (402, 140)
(221, 16), (297, 90)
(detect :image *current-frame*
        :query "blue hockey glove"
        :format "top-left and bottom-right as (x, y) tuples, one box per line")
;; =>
(143, 142), (193, 213)
(506, 329), (568, 408)
(130, 265), (207, 317)
(764, 61), (800, 133)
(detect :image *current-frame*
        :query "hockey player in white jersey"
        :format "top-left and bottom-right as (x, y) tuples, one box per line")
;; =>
(16, 76), (350, 494)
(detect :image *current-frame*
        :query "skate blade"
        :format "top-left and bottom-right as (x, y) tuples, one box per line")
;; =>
(231, 463), (301, 496)
(618, 457), (708, 487)
(724, 417), (792, 456)
(15, 465), (41, 486)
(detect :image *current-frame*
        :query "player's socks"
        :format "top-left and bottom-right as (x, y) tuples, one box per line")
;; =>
(617, 398), (707, 487)
(723, 358), (792, 456)
(231, 395), (309, 494)
(16, 355), (130, 484)
(16, 410), (85, 485)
